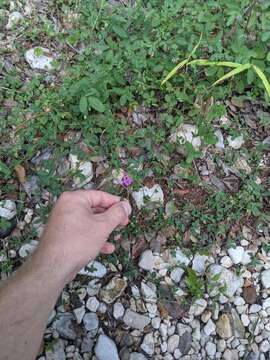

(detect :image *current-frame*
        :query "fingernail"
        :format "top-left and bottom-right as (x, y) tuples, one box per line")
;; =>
(120, 201), (132, 216)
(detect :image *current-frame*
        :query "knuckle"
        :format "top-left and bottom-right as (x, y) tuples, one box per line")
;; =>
(59, 191), (73, 202)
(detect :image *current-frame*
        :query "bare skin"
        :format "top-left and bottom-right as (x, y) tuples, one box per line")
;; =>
(0, 190), (132, 360)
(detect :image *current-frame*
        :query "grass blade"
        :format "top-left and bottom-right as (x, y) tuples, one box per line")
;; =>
(189, 32), (203, 58)
(252, 65), (270, 97)
(188, 60), (242, 67)
(161, 33), (203, 85)
(161, 59), (188, 85)
(211, 63), (252, 87)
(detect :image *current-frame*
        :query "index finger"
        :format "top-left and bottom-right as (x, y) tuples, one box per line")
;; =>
(82, 190), (121, 208)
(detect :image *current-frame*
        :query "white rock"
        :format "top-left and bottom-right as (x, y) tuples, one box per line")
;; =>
(0, 200), (16, 220)
(160, 341), (167, 352)
(73, 306), (85, 324)
(130, 353), (147, 360)
(172, 249), (192, 267)
(131, 285), (141, 299)
(113, 302), (124, 319)
(138, 250), (154, 271)
(167, 335), (179, 353)
(215, 130), (225, 149)
(204, 319), (216, 336)
(170, 267), (184, 283)
(189, 298), (207, 316)
(141, 333), (154, 355)
(249, 304), (262, 314)
(151, 317), (161, 329)
(132, 184), (164, 209)
(228, 135), (244, 149)
(223, 349), (239, 360)
(69, 154), (93, 187)
(159, 323), (168, 338)
(19, 240), (38, 258)
(192, 254), (208, 275)
(25, 47), (56, 71)
(205, 342), (216, 357)
(262, 298), (270, 310)
(217, 339), (226, 353)
(241, 314), (250, 327)
(228, 246), (244, 264)
(207, 264), (244, 301)
(6, 11), (23, 29)
(98, 302), (107, 314)
(240, 239), (249, 246)
(86, 297), (99, 312)
(260, 340), (270, 353)
(234, 297), (245, 306)
(123, 309), (150, 330)
(261, 270), (270, 288)
(79, 261), (106, 278)
(24, 208), (33, 224)
(95, 334), (119, 360)
(141, 282), (156, 303)
(173, 349), (181, 359)
(242, 252), (251, 265)
(220, 256), (233, 268)
(170, 123), (201, 150)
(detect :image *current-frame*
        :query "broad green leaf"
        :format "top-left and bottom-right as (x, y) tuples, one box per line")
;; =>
(252, 65), (270, 97)
(88, 97), (105, 112)
(79, 96), (88, 115)
(211, 64), (252, 87)
(112, 25), (127, 39)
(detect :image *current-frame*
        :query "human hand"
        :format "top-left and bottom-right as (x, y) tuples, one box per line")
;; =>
(34, 190), (131, 283)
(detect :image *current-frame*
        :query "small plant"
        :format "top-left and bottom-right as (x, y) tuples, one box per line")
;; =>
(185, 267), (205, 299)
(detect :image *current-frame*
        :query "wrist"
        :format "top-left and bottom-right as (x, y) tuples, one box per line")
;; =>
(30, 245), (71, 288)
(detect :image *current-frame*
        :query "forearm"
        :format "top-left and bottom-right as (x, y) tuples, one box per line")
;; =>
(0, 249), (66, 360)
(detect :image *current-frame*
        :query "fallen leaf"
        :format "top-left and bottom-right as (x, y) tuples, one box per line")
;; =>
(223, 175), (241, 193)
(132, 236), (147, 259)
(173, 188), (192, 196)
(14, 164), (26, 184)
(162, 301), (189, 319)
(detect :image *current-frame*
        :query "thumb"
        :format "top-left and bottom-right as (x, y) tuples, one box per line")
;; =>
(95, 201), (132, 233)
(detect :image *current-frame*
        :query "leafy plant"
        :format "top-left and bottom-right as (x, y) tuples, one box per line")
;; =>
(185, 267), (205, 299)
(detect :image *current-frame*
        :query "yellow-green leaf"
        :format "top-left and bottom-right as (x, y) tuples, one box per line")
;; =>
(188, 60), (242, 68)
(161, 59), (188, 85)
(252, 65), (270, 97)
(189, 32), (203, 58)
(211, 63), (252, 87)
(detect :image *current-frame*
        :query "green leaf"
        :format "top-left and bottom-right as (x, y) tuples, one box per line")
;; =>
(252, 65), (270, 97)
(88, 97), (105, 112)
(79, 96), (88, 115)
(267, 52), (270, 62)
(161, 59), (188, 85)
(211, 63), (252, 87)
(0, 161), (11, 177)
(188, 60), (241, 68)
(112, 25), (127, 39)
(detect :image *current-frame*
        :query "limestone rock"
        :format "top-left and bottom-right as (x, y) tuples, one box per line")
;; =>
(99, 277), (127, 304)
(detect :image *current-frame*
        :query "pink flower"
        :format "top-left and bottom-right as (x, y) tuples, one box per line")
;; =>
(120, 174), (133, 187)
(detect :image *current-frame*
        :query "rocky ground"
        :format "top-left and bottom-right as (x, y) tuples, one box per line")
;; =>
(1, 1), (270, 360)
